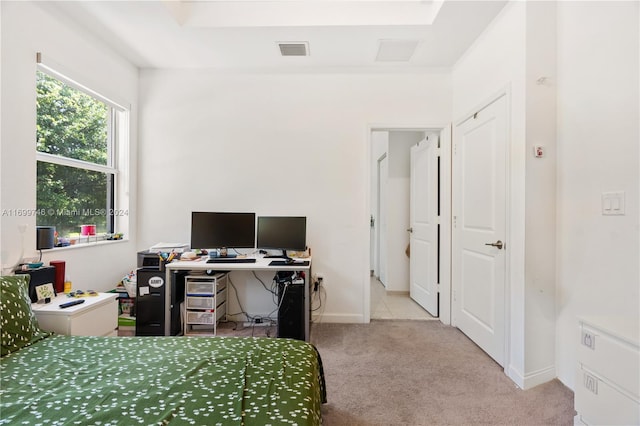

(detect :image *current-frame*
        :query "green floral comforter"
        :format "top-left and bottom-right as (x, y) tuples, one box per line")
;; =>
(0, 335), (325, 425)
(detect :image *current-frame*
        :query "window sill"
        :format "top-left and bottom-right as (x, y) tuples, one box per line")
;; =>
(43, 238), (128, 252)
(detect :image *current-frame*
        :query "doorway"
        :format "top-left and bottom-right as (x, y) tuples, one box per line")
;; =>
(366, 94), (509, 375)
(368, 127), (450, 322)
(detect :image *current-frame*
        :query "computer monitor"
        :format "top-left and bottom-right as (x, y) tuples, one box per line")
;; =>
(190, 212), (256, 255)
(256, 216), (307, 259)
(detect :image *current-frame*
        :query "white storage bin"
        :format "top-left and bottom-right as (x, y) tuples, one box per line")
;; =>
(575, 365), (639, 425)
(186, 296), (215, 310)
(186, 311), (215, 325)
(575, 316), (640, 425)
(186, 281), (215, 296)
(579, 322), (640, 398)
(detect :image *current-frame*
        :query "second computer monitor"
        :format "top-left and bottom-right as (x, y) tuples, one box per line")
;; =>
(256, 216), (307, 257)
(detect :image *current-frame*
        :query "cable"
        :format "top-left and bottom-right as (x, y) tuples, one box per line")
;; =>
(252, 271), (276, 295)
(311, 283), (327, 324)
(227, 272), (282, 326)
(226, 274), (257, 323)
(266, 281), (288, 320)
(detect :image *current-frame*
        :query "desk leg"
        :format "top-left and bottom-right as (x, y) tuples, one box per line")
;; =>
(305, 269), (310, 342)
(165, 269), (172, 336)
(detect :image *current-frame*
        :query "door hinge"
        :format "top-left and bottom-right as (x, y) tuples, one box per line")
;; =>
(453, 290), (457, 301)
(436, 147), (441, 157)
(453, 215), (457, 228)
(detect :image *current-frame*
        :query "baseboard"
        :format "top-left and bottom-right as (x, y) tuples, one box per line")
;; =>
(508, 363), (556, 390)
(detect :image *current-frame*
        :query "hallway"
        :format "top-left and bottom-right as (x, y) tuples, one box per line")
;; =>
(370, 276), (437, 320)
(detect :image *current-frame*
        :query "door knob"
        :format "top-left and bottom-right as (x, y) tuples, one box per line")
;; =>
(407, 227), (413, 233)
(485, 240), (504, 250)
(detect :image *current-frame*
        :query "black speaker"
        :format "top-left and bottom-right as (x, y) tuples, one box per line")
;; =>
(277, 281), (304, 340)
(36, 226), (56, 250)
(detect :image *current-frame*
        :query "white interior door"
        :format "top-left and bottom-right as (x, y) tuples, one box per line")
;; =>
(377, 154), (388, 286)
(452, 95), (507, 366)
(409, 137), (438, 316)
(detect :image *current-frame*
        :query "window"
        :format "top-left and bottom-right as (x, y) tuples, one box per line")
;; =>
(36, 66), (127, 245)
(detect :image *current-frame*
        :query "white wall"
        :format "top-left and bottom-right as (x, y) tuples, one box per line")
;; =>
(0, 2), (139, 290)
(555, 1), (639, 388)
(138, 70), (451, 322)
(523, 0), (558, 385)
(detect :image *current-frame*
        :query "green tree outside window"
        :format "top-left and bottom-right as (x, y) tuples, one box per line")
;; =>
(36, 70), (115, 239)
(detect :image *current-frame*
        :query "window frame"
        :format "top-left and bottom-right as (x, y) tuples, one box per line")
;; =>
(35, 60), (128, 244)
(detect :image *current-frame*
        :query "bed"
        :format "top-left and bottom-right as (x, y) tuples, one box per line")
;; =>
(0, 275), (326, 425)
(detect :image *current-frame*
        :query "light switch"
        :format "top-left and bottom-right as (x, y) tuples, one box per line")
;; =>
(602, 191), (625, 215)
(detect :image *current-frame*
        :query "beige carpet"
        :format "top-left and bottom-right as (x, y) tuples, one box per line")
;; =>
(310, 320), (574, 426)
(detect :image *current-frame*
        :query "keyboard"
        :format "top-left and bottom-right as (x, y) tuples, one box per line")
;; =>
(269, 260), (310, 267)
(207, 258), (257, 264)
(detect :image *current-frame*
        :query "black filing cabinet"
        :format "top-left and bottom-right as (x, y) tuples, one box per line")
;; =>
(135, 268), (186, 336)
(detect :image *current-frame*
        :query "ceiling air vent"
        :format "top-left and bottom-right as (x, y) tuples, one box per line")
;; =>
(375, 39), (420, 62)
(278, 42), (309, 57)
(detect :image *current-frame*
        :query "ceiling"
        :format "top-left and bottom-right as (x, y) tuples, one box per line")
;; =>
(45, 0), (508, 71)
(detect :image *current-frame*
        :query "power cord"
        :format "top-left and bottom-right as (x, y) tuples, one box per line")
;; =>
(311, 281), (326, 323)
(226, 272), (283, 326)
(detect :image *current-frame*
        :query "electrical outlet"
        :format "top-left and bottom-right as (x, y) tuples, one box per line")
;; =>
(313, 273), (324, 292)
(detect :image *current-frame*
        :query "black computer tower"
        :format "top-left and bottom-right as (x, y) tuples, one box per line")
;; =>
(136, 269), (186, 336)
(277, 281), (305, 341)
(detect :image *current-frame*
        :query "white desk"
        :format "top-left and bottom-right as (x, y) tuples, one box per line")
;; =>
(165, 257), (312, 341)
